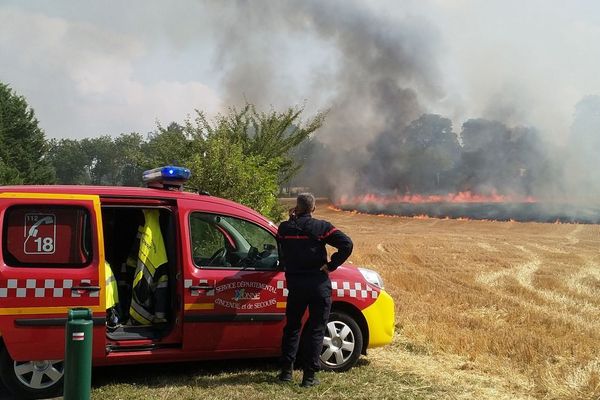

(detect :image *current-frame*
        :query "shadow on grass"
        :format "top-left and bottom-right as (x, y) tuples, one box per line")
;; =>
(95, 357), (273, 389)
(93, 357), (373, 390)
(0, 358), (375, 398)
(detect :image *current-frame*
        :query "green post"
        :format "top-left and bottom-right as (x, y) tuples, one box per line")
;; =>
(63, 308), (93, 400)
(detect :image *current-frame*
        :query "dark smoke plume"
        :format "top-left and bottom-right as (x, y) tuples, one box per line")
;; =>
(206, 0), (600, 218)
(208, 0), (442, 195)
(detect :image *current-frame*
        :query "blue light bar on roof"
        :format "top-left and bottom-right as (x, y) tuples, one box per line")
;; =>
(142, 165), (191, 184)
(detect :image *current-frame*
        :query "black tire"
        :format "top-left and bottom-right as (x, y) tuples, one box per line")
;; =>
(0, 346), (64, 400)
(320, 311), (363, 372)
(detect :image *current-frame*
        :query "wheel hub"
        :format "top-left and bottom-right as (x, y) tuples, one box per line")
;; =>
(33, 361), (50, 371)
(332, 337), (342, 348)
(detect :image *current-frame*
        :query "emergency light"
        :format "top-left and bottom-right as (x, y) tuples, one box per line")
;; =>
(142, 166), (191, 190)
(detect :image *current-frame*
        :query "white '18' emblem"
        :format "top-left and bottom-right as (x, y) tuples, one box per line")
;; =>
(23, 213), (56, 255)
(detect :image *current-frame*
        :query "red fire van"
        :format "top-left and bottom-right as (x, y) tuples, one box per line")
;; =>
(0, 167), (394, 399)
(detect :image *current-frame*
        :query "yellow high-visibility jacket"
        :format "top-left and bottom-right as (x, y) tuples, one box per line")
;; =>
(129, 209), (169, 325)
(105, 261), (119, 309)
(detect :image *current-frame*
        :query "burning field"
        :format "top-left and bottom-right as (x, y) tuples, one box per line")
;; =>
(335, 193), (600, 224)
(314, 200), (600, 399)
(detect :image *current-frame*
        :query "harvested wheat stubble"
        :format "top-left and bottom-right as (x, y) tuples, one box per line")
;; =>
(316, 200), (600, 400)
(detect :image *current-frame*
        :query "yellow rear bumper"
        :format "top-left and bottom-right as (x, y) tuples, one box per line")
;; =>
(361, 289), (395, 348)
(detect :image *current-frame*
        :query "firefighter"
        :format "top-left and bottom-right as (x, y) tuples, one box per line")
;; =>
(128, 209), (169, 325)
(277, 193), (353, 387)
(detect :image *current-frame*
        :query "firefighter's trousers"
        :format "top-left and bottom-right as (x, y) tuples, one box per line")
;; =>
(281, 274), (332, 373)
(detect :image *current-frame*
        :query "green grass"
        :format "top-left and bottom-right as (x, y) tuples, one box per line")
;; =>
(91, 358), (442, 400)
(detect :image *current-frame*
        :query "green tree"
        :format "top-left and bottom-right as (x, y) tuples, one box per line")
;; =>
(0, 83), (54, 184)
(80, 136), (120, 185)
(0, 158), (23, 185)
(114, 132), (145, 186)
(188, 134), (282, 219)
(190, 105), (325, 185)
(47, 138), (90, 184)
(49, 133), (146, 186)
(183, 104), (324, 220)
(142, 122), (198, 169)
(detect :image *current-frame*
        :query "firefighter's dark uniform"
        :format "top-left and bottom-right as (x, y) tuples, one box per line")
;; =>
(277, 212), (353, 376)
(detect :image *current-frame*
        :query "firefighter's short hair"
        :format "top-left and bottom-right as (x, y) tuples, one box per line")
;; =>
(296, 193), (315, 214)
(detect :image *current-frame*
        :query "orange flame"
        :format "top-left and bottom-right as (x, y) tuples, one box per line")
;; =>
(336, 191), (536, 206)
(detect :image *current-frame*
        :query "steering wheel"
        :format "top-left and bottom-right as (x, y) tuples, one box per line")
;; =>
(247, 246), (259, 260)
(239, 246), (259, 269)
(206, 247), (226, 266)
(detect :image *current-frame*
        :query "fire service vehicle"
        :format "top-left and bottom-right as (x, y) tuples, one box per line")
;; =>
(0, 166), (394, 399)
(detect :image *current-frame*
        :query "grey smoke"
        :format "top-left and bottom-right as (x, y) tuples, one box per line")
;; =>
(205, 0), (600, 209)
(206, 0), (444, 198)
(564, 96), (600, 202)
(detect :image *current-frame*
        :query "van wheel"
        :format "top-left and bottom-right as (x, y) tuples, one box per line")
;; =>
(320, 311), (363, 372)
(0, 346), (64, 400)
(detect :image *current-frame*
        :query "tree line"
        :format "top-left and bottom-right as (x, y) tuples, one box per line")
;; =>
(0, 82), (324, 220)
(291, 113), (566, 199)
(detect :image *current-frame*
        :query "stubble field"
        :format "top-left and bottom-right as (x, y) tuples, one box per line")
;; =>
(15, 200), (596, 399)
(320, 201), (600, 399)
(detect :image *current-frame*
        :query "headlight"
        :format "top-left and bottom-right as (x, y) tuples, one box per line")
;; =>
(358, 267), (384, 289)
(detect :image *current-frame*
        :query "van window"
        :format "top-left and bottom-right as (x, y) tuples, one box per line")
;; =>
(190, 213), (278, 270)
(2, 205), (92, 267)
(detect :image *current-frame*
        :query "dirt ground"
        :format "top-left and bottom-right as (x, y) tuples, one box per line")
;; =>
(313, 200), (600, 399)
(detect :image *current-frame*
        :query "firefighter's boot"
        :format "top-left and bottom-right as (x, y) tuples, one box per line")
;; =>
(278, 364), (293, 382)
(300, 370), (320, 387)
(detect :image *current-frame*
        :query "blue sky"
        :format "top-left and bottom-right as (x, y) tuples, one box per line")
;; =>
(1, 0), (599, 141)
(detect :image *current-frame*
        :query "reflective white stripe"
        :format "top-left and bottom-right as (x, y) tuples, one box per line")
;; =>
(276, 280), (288, 298)
(129, 301), (154, 324)
(275, 279), (377, 299)
(0, 279), (99, 298)
(331, 280), (378, 300)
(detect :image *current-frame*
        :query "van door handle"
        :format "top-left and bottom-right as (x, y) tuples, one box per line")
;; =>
(189, 285), (214, 290)
(71, 286), (101, 291)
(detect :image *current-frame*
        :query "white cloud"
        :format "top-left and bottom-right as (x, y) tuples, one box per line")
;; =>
(0, 6), (221, 138)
